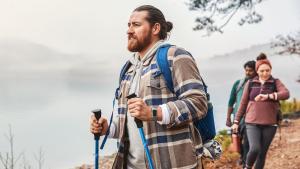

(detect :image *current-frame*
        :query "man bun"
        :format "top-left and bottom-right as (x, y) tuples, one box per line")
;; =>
(257, 53), (267, 61)
(166, 21), (173, 32)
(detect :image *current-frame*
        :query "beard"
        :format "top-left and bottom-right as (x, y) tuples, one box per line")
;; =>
(127, 31), (152, 52)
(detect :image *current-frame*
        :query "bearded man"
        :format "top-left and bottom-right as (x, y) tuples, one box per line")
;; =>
(90, 5), (208, 169)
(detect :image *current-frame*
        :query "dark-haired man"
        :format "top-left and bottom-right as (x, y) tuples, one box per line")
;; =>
(90, 5), (208, 169)
(226, 60), (256, 167)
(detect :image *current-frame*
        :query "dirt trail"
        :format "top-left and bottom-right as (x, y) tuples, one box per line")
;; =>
(264, 118), (300, 169)
(77, 118), (300, 169)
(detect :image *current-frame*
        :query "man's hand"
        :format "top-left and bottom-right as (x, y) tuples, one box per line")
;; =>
(127, 98), (152, 121)
(90, 115), (108, 136)
(226, 118), (232, 127)
(254, 94), (268, 102)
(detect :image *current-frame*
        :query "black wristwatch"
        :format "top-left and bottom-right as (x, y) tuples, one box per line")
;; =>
(151, 107), (157, 121)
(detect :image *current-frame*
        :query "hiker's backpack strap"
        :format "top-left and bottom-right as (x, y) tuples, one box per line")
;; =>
(248, 79), (254, 93)
(100, 60), (132, 149)
(272, 78), (278, 92)
(200, 76), (210, 101)
(236, 78), (246, 95)
(157, 44), (216, 144)
(119, 60), (132, 84)
(156, 44), (209, 100)
(156, 44), (174, 93)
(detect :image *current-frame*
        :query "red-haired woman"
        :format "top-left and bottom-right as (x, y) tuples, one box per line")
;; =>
(232, 53), (290, 169)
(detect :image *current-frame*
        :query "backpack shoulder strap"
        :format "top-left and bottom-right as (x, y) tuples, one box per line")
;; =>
(119, 60), (132, 85)
(272, 78), (278, 92)
(236, 78), (246, 94)
(100, 60), (132, 149)
(200, 76), (209, 100)
(156, 44), (174, 93)
(156, 44), (210, 100)
(248, 79), (254, 92)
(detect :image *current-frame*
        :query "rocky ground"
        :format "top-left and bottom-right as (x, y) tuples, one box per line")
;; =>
(76, 118), (300, 169)
(264, 118), (300, 169)
(204, 118), (300, 169)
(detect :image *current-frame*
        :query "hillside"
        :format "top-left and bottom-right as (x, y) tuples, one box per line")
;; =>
(76, 118), (300, 169)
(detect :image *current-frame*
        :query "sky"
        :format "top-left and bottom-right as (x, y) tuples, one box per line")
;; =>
(0, 0), (299, 60)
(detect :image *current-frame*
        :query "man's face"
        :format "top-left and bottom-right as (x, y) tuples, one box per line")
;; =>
(245, 66), (256, 79)
(127, 11), (153, 52)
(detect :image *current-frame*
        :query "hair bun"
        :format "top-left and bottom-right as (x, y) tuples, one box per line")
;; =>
(166, 21), (173, 32)
(257, 53), (267, 61)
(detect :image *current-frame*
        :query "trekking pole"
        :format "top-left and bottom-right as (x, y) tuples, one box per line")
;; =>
(127, 94), (154, 169)
(92, 109), (102, 169)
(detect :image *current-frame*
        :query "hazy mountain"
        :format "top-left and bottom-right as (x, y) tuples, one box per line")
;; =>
(1, 39), (298, 89)
(200, 43), (300, 99)
(0, 39), (298, 111)
(0, 39), (82, 71)
(0, 39), (123, 110)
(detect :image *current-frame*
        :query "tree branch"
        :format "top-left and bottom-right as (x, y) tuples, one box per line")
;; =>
(188, 0), (265, 35)
(219, 6), (240, 30)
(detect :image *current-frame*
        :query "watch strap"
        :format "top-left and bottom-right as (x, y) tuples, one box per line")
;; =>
(151, 107), (157, 121)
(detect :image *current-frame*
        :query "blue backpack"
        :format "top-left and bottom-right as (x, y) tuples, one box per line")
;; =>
(100, 44), (216, 149)
(154, 44), (216, 143)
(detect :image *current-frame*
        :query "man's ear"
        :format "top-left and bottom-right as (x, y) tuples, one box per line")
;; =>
(152, 23), (161, 36)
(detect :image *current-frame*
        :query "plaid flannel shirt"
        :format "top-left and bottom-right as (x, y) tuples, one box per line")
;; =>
(111, 46), (208, 169)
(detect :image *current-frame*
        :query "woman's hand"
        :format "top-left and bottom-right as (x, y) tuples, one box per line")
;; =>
(231, 123), (239, 133)
(254, 94), (268, 101)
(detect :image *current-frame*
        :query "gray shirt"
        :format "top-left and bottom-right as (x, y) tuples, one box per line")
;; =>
(127, 41), (164, 169)
(127, 58), (146, 169)
(109, 41), (164, 169)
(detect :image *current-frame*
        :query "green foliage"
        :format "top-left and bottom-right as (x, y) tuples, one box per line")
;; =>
(218, 129), (228, 136)
(280, 98), (300, 115)
(215, 129), (232, 151)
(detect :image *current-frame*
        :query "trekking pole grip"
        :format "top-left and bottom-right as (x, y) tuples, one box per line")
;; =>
(126, 93), (143, 128)
(92, 109), (102, 140)
(134, 118), (143, 128)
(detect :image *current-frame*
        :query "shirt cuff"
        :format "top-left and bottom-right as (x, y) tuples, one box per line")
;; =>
(157, 104), (171, 125)
(233, 120), (239, 125)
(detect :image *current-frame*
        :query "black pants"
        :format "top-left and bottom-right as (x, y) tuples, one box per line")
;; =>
(239, 123), (249, 167)
(245, 124), (277, 169)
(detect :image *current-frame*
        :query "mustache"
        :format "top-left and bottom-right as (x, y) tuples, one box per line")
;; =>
(127, 34), (137, 40)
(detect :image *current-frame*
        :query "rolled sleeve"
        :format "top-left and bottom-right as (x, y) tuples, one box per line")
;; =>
(157, 104), (171, 125)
